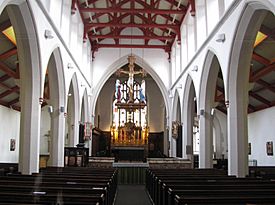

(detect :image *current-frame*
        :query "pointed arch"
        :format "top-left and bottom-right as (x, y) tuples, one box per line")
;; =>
(198, 50), (223, 168)
(5, 1), (41, 174)
(80, 88), (90, 123)
(66, 73), (80, 146)
(227, 1), (274, 177)
(91, 54), (169, 119)
(182, 75), (196, 165)
(171, 89), (181, 157)
(44, 47), (66, 167)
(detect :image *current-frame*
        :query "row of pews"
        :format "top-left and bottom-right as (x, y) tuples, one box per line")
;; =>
(146, 168), (275, 205)
(0, 163), (18, 176)
(0, 166), (117, 205)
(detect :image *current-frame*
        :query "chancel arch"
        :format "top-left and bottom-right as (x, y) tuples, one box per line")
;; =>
(94, 54), (166, 160)
(228, 2), (275, 177)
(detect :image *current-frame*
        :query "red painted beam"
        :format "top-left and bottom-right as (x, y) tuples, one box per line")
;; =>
(163, 0), (187, 10)
(94, 43), (169, 50)
(254, 79), (275, 93)
(0, 74), (10, 82)
(0, 20), (11, 32)
(249, 91), (271, 106)
(250, 63), (275, 82)
(89, 34), (174, 40)
(0, 86), (19, 99)
(252, 52), (270, 66)
(0, 99), (20, 111)
(86, 22), (179, 31)
(80, 7), (185, 15)
(0, 61), (17, 78)
(0, 48), (17, 60)
(8, 97), (19, 106)
(0, 81), (14, 91)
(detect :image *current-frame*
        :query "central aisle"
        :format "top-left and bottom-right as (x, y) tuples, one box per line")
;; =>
(114, 185), (152, 205)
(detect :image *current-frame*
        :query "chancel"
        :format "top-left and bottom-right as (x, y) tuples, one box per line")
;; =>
(111, 54), (149, 162)
(1, 0), (275, 205)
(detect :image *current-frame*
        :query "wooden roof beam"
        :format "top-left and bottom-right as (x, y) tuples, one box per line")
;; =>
(0, 74), (10, 82)
(260, 25), (275, 41)
(86, 22), (179, 32)
(0, 48), (17, 60)
(0, 20), (11, 32)
(0, 61), (18, 79)
(249, 91), (271, 106)
(250, 63), (275, 82)
(89, 34), (174, 40)
(80, 7), (185, 15)
(8, 97), (19, 106)
(255, 79), (275, 94)
(0, 86), (19, 99)
(252, 52), (270, 66)
(93, 43), (169, 50)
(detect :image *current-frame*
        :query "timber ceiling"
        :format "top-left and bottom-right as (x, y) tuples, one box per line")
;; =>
(0, 2), (274, 115)
(76, 0), (194, 58)
(215, 12), (275, 114)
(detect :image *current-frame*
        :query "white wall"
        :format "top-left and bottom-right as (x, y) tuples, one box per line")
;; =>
(248, 107), (275, 166)
(40, 106), (51, 154)
(215, 109), (228, 158)
(0, 105), (20, 162)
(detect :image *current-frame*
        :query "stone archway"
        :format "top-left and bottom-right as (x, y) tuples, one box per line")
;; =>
(227, 1), (275, 177)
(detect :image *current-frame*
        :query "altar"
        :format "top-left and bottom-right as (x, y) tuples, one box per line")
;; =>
(112, 146), (147, 162)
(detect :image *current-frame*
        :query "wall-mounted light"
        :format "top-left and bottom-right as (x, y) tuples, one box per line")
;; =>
(177, 84), (182, 89)
(211, 108), (215, 116)
(192, 65), (198, 72)
(68, 93), (72, 97)
(67, 63), (74, 69)
(216, 33), (226, 43)
(44, 29), (54, 39)
(48, 106), (53, 113)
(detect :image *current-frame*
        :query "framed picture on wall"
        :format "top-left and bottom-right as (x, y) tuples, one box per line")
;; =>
(10, 139), (15, 151)
(266, 141), (273, 156)
(248, 143), (251, 155)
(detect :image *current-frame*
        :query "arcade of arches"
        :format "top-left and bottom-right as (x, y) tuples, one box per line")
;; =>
(0, 0), (274, 180)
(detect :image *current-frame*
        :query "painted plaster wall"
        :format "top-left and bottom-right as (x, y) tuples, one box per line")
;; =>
(248, 107), (275, 166)
(0, 105), (20, 162)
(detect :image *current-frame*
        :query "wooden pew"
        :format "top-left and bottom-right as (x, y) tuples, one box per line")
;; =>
(146, 168), (275, 205)
(0, 167), (117, 205)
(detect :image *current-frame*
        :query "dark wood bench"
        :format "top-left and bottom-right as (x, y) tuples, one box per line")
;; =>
(0, 167), (117, 205)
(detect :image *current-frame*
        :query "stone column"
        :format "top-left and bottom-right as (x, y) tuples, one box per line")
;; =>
(199, 109), (213, 168)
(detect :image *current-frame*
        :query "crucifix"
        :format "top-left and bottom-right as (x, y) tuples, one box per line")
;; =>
(117, 55), (146, 102)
